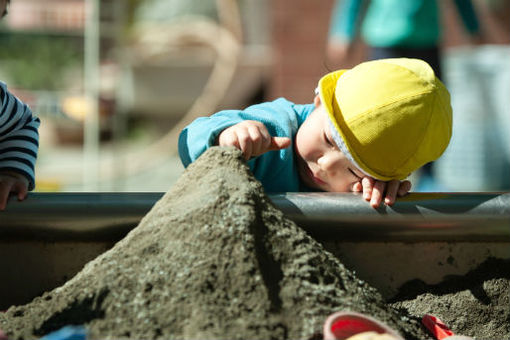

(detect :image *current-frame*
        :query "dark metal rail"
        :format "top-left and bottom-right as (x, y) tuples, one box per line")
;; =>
(1, 192), (509, 241)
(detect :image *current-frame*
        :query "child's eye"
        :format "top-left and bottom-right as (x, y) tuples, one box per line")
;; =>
(323, 132), (333, 146)
(348, 168), (362, 180)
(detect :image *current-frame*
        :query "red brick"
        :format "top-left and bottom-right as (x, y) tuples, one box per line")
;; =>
(269, 0), (334, 100)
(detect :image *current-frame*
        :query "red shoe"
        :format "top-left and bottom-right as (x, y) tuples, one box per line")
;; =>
(323, 311), (404, 340)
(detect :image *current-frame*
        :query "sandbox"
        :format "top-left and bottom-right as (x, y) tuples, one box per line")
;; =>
(1, 148), (509, 339)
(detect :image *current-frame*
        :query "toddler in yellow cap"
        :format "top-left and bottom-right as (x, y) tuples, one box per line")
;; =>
(179, 58), (452, 208)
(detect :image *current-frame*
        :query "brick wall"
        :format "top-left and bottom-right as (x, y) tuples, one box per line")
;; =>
(269, 0), (334, 104)
(6, 0), (85, 31)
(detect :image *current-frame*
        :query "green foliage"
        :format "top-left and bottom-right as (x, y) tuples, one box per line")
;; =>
(0, 32), (83, 90)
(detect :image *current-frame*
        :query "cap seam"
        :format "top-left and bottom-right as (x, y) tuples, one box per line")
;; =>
(389, 92), (438, 175)
(336, 90), (437, 179)
(343, 88), (434, 125)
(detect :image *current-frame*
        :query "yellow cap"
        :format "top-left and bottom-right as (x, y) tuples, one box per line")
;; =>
(318, 58), (452, 180)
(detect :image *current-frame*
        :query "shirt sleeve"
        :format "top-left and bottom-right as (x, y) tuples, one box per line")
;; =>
(329, 0), (364, 43)
(178, 112), (244, 167)
(453, 0), (480, 35)
(0, 82), (40, 191)
(178, 98), (305, 168)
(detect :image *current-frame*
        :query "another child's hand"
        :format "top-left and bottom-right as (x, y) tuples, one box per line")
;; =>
(353, 177), (411, 208)
(217, 120), (291, 160)
(0, 171), (29, 210)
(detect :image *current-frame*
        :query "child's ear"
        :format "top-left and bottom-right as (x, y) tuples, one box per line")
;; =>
(313, 94), (321, 106)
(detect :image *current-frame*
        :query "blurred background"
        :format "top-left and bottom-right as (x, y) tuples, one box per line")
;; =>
(0, 0), (508, 192)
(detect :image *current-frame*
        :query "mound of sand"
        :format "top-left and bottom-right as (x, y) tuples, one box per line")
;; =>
(391, 257), (510, 339)
(0, 147), (426, 339)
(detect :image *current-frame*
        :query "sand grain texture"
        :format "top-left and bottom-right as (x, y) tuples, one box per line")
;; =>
(0, 147), (426, 340)
(391, 257), (510, 339)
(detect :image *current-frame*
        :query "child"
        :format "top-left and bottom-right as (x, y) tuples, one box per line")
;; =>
(178, 58), (452, 208)
(0, 0), (40, 209)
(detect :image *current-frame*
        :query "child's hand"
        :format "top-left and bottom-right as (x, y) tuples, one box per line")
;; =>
(353, 177), (411, 208)
(217, 120), (291, 160)
(0, 171), (29, 210)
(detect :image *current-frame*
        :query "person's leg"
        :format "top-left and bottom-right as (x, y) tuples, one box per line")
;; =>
(369, 46), (442, 80)
(369, 47), (401, 61)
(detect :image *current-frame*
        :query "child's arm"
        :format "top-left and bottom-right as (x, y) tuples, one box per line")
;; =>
(217, 120), (291, 160)
(0, 170), (28, 210)
(178, 98), (304, 168)
(354, 177), (412, 208)
(0, 82), (40, 195)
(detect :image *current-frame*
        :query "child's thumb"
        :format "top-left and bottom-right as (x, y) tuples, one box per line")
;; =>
(268, 137), (291, 150)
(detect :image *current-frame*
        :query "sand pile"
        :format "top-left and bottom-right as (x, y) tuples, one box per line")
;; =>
(391, 257), (510, 339)
(0, 147), (427, 340)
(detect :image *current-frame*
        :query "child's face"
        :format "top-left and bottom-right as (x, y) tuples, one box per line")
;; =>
(294, 95), (365, 192)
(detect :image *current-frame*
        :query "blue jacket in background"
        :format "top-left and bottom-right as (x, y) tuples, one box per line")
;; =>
(330, 0), (480, 48)
(178, 98), (315, 192)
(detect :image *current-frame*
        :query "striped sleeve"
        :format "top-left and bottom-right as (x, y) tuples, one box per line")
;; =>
(0, 82), (40, 191)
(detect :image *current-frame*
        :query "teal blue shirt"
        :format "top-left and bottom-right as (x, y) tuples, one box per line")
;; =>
(330, 0), (480, 48)
(178, 98), (315, 192)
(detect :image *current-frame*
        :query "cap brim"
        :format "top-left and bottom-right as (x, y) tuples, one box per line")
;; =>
(318, 70), (347, 118)
(318, 69), (395, 181)
(319, 70), (379, 179)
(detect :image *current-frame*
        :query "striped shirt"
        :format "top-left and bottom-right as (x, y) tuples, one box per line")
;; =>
(0, 81), (40, 191)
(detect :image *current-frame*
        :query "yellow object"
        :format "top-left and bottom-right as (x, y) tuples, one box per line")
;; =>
(34, 179), (62, 192)
(61, 96), (90, 122)
(319, 58), (452, 180)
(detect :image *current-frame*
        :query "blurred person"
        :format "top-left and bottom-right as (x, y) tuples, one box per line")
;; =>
(0, 0), (40, 209)
(434, 2), (510, 192)
(327, 0), (481, 191)
(179, 58), (452, 208)
(327, 0), (481, 78)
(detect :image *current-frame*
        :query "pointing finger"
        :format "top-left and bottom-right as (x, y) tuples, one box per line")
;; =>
(267, 137), (291, 151)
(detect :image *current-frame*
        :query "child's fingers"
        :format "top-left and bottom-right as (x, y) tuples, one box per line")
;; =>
(361, 177), (374, 201)
(0, 173), (29, 209)
(247, 124), (265, 156)
(14, 181), (28, 201)
(267, 137), (291, 151)
(352, 181), (362, 193)
(259, 127), (273, 153)
(370, 180), (386, 208)
(397, 180), (412, 196)
(250, 136), (290, 158)
(235, 129), (253, 160)
(384, 180), (401, 206)
(219, 122), (289, 159)
(0, 185), (10, 211)
(218, 127), (240, 148)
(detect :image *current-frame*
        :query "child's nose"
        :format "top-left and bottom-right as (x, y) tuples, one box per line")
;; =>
(317, 153), (340, 173)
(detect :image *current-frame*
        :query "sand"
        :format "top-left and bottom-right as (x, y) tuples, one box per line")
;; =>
(0, 147), (508, 339)
(0, 147), (427, 339)
(391, 257), (510, 339)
